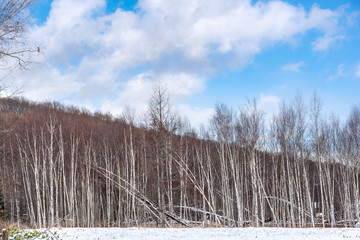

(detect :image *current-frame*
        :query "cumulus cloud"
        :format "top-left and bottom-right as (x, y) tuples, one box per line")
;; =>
(177, 104), (214, 128)
(100, 71), (205, 116)
(258, 93), (281, 121)
(2, 62), (83, 101)
(6, 0), (348, 122)
(281, 61), (305, 72)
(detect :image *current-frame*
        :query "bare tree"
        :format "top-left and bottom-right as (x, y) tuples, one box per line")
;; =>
(236, 99), (264, 227)
(0, 0), (37, 69)
(0, 0), (38, 97)
(210, 103), (236, 225)
(148, 81), (178, 226)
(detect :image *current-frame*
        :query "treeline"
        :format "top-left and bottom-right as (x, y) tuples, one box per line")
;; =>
(0, 87), (359, 228)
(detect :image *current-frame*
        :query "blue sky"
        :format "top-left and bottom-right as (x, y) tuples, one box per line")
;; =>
(5, 0), (360, 126)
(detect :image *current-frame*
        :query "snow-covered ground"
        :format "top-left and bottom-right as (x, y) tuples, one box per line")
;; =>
(48, 227), (360, 240)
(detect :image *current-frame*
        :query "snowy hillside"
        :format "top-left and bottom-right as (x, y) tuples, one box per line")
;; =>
(52, 227), (360, 240)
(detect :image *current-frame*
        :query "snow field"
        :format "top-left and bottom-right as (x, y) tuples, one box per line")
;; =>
(54, 227), (360, 240)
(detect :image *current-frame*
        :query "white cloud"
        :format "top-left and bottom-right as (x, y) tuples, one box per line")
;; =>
(177, 104), (214, 128)
(258, 93), (281, 121)
(30, 0), (344, 71)
(1, 62), (83, 101)
(328, 63), (346, 81)
(161, 73), (206, 98)
(312, 35), (344, 51)
(281, 61), (305, 72)
(6, 0), (347, 123)
(356, 63), (360, 78)
(100, 71), (205, 116)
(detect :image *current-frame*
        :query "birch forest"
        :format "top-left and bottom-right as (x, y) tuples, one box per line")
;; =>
(0, 86), (359, 228)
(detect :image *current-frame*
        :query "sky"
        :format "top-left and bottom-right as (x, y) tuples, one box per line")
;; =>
(2, 0), (360, 127)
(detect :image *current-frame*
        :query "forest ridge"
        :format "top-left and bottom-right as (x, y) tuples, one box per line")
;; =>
(0, 87), (359, 228)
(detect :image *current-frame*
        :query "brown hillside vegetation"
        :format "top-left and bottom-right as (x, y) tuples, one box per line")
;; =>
(0, 95), (359, 228)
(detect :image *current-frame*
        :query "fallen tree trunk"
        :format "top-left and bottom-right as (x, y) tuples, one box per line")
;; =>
(92, 164), (191, 227)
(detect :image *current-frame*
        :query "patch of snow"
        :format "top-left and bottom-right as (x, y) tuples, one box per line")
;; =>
(355, 222), (360, 228)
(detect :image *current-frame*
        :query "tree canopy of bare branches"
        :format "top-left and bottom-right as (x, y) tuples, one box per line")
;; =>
(0, 0), (37, 74)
